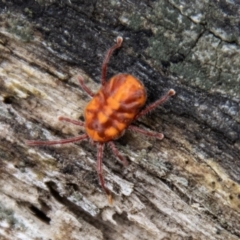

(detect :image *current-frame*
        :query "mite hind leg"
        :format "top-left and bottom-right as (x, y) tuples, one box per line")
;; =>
(97, 143), (112, 204)
(108, 141), (128, 166)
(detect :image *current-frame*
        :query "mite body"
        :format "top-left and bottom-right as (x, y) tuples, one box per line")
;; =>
(85, 73), (147, 142)
(26, 37), (175, 203)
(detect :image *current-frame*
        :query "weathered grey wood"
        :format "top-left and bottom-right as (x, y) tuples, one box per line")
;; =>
(0, 1), (239, 239)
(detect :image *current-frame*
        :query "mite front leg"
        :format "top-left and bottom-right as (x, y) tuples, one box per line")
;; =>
(58, 116), (85, 127)
(78, 75), (95, 98)
(101, 36), (123, 86)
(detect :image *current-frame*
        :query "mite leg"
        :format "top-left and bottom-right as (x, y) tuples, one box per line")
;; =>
(108, 141), (128, 166)
(128, 125), (164, 140)
(97, 143), (112, 204)
(101, 36), (123, 86)
(135, 89), (176, 120)
(78, 76), (95, 98)
(26, 134), (88, 146)
(58, 116), (85, 127)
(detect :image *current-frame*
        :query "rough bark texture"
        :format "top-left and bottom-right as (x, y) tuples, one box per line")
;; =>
(0, 1), (240, 240)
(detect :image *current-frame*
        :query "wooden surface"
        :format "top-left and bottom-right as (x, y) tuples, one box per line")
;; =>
(0, 1), (240, 240)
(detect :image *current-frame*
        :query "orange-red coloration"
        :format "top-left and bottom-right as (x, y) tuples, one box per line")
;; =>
(85, 74), (146, 142)
(26, 36), (176, 204)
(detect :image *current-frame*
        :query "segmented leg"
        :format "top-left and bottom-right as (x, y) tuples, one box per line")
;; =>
(135, 89), (175, 120)
(26, 134), (88, 146)
(97, 143), (112, 204)
(58, 116), (85, 127)
(128, 125), (164, 140)
(78, 76), (95, 98)
(108, 141), (128, 166)
(101, 36), (123, 86)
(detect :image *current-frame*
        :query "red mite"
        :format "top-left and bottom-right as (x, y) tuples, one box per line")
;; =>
(26, 37), (175, 203)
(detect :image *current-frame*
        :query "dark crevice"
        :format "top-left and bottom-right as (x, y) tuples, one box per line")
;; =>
(45, 181), (118, 239)
(3, 96), (15, 104)
(28, 204), (51, 224)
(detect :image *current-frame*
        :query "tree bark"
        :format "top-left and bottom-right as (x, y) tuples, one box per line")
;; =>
(0, 1), (240, 239)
